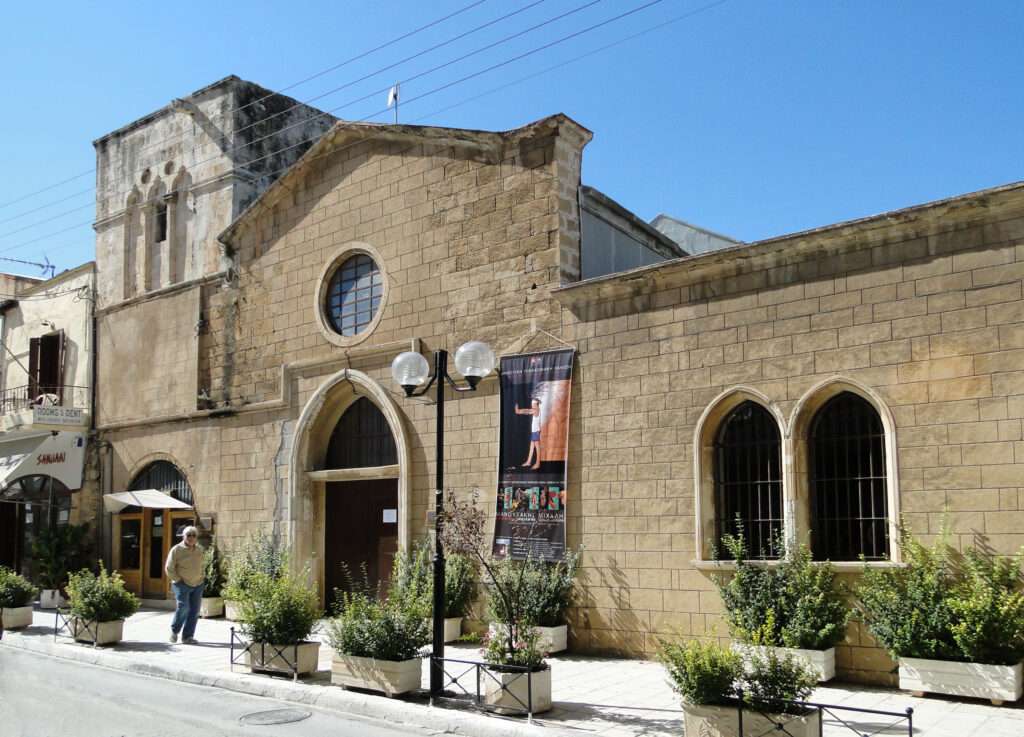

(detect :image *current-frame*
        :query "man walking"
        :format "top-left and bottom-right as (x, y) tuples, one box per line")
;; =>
(165, 525), (204, 644)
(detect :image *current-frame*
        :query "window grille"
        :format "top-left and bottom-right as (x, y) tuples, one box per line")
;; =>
(325, 254), (383, 337)
(130, 460), (193, 506)
(810, 392), (889, 561)
(714, 401), (783, 559)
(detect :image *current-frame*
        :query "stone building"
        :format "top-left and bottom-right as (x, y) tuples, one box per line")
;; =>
(89, 75), (1024, 685)
(0, 264), (95, 578)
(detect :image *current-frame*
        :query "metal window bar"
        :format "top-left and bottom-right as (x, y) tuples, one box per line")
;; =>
(714, 401), (784, 559)
(430, 656), (538, 721)
(731, 692), (913, 737)
(810, 393), (889, 561)
(229, 627), (300, 682)
(54, 608), (100, 648)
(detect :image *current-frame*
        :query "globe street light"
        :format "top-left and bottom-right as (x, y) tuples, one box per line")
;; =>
(391, 341), (495, 696)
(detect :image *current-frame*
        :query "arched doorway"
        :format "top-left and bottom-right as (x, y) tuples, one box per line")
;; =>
(322, 396), (399, 609)
(0, 475), (71, 579)
(113, 460), (195, 598)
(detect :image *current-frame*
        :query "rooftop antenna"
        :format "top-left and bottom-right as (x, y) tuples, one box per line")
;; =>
(387, 82), (400, 124)
(0, 254), (56, 279)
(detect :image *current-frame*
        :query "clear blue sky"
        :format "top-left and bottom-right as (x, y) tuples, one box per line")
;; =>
(0, 0), (1020, 275)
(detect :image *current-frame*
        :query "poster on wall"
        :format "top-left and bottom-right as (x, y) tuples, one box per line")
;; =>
(492, 348), (575, 561)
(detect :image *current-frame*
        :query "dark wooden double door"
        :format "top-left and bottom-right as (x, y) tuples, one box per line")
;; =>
(324, 479), (398, 611)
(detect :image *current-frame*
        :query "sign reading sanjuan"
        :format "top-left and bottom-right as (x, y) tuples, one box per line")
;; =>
(492, 348), (574, 561)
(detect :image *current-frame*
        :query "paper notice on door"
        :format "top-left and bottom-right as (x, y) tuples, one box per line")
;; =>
(382, 509), (397, 523)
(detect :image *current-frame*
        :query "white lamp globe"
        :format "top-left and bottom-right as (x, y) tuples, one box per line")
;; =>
(454, 340), (496, 387)
(391, 351), (430, 394)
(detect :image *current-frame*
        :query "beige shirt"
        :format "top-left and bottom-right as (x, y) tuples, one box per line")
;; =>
(165, 541), (205, 587)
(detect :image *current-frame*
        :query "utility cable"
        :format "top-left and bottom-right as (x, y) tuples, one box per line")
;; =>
(0, 0), (492, 211)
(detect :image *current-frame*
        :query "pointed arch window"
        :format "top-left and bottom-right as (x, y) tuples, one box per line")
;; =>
(809, 392), (889, 561)
(713, 401), (783, 559)
(326, 397), (397, 469)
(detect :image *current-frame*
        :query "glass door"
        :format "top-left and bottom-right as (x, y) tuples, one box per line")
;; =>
(142, 509), (166, 598)
(114, 513), (143, 596)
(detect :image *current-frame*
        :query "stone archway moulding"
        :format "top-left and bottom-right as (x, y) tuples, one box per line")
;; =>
(286, 367), (411, 580)
(692, 386), (787, 561)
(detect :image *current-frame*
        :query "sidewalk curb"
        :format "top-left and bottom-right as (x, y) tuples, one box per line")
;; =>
(1, 636), (579, 737)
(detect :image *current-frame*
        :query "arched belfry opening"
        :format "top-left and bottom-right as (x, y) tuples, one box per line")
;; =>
(288, 369), (410, 610)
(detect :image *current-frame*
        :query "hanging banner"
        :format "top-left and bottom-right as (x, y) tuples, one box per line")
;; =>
(492, 348), (574, 561)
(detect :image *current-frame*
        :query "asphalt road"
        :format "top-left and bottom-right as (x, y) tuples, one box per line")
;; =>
(0, 647), (438, 737)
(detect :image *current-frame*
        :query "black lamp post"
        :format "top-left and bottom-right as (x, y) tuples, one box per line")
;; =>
(391, 341), (496, 697)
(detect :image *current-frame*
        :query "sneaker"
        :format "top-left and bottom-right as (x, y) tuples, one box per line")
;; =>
(169, 632), (179, 644)
(182, 637), (197, 644)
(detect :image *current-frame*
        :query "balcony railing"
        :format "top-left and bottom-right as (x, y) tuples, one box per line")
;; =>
(0, 384), (90, 416)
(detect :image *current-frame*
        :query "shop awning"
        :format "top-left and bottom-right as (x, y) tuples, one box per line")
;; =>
(0, 431), (86, 492)
(103, 489), (193, 513)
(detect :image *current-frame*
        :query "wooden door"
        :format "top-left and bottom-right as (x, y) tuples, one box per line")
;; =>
(114, 513), (143, 596)
(142, 509), (166, 598)
(324, 479), (399, 611)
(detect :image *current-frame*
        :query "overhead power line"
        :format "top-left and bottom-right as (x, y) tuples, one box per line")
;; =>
(0, 0), (599, 247)
(0, 0), (493, 212)
(2, 0), (737, 270)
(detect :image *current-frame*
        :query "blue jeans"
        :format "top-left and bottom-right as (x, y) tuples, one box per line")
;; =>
(171, 581), (204, 639)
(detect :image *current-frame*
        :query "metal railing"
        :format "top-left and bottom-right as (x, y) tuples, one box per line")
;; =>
(53, 608), (101, 648)
(0, 384), (89, 415)
(727, 691), (913, 737)
(229, 627), (301, 682)
(430, 656), (542, 720)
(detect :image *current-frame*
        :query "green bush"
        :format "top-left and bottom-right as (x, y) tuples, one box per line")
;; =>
(66, 565), (139, 622)
(486, 551), (579, 628)
(445, 552), (478, 619)
(482, 622), (545, 670)
(0, 567), (37, 608)
(388, 541), (432, 619)
(858, 531), (1024, 665)
(224, 531), (286, 602)
(31, 523), (91, 590)
(658, 639), (741, 706)
(715, 535), (849, 650)
(327, 591), (430, 661)
(238, 571), (321, 645)
(203, 544), (226, 598)
(740, 650), (817, 714)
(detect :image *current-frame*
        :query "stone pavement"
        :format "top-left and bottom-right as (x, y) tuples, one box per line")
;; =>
(3, 607), (1024, 737)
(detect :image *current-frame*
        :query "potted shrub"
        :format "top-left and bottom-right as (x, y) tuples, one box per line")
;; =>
(327, 589), (430, 696)
(65, 565), (140, 645)
(858, 530), (1024, 705)
(444, 552), (478, 643)
(440, 493), (552, 714)
(223, 531), (286, 621)
(659, 638), (820, 737)
(0, 567), (38, 629)
(389, 541), (478, 643)
(237, 569), (321, 676)
(715, 534), (848, 682)
(31, 523), (90, 609)
(488, 551), (578, 654)
(200, 543), (225, 618)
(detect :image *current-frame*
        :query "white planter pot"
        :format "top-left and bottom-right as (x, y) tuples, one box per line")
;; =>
(39, 590), (64, 610)
(331, 654), (422, 696)
(682, 702), (821, 737)
(482, 665), (552, 714)
(245, 640), (320, 676)
(223, 599), (241, 621)
(899, 656), (1023, 705)
(70, 617), (124, 645)
(444, 617), (462, 643)
(732, 643), (836, 682)
(489, 623), (567, 654)
(199, 597), (224, 618)
(1, 605), (33, 629)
